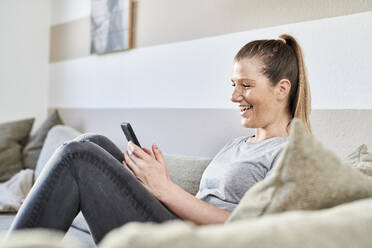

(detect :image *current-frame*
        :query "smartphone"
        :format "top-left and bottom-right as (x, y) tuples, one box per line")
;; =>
(121, 122), (141, 147)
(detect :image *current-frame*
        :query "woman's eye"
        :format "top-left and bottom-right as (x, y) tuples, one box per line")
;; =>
(231, 83), (250, 88)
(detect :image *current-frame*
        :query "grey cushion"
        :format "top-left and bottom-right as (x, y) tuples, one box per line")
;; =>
(22, 110), (63, 170)
(163, 153), (212, 196)
(226, 118), (372, 222)
(0, 118), (34, 182)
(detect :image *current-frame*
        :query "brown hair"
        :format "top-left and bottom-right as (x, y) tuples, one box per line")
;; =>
(234, 34), (312, 134)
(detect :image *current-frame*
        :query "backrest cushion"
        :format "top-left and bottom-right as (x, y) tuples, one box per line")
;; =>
(22, 110), (63, 170)
(0, 118), (34, 182)
(163, 153), (212, 195)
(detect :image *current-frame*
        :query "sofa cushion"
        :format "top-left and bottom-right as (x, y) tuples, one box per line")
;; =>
(22, 110), (63, 170)
(343, 144), (372, 176)
(0, 228), (84, 248)
(0, 118), (34, 182)
(96, 196), (372, 248)
(226, 118), (372, 222)
(2, 197), (372, 248)
(34, 125), (81, 181)
(0, 214), (16, 232)
(163, 154), (212, 196)
(0, 214), (95, 248)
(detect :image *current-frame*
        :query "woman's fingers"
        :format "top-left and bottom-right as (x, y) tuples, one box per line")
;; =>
(122, 160), (135, 176)
(128, 141), (152, 161)
(124, 150), (141, 176)
(142, 147), (155, 159)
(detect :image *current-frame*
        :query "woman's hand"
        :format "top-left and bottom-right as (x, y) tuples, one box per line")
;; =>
(122, 141), (172, 199)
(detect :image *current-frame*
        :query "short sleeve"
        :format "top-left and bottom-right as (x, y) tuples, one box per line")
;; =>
(264, 169), (272, 179)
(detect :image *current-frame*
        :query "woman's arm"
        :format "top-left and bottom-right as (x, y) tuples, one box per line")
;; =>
(158, 182), (231, 225)
(123, 141), (230, 225)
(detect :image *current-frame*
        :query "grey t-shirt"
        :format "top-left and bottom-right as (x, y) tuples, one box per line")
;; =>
(195, 134), (289, 212)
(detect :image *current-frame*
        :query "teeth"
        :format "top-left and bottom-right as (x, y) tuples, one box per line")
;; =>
(240, 105), (253, 111)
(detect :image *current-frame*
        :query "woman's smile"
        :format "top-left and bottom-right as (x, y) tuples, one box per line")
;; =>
(240, 106), (254, 116)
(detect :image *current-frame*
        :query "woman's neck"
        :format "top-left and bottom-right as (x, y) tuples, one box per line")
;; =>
(250, 117), (292, 143)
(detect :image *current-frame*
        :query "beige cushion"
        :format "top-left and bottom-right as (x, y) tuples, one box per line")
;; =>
(97, 197), (372, 248)
(2, 198), (372, 248)
(22, 110), (63, 170)
(163, 153), (212, 196)
(343, 144), (372, 176)
(226, 118), (372, 222)
(0, 118), (34, 182)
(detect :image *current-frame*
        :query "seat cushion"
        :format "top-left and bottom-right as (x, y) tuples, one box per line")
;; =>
(0, 214), (15, 231)
(0, 213), (95, 247)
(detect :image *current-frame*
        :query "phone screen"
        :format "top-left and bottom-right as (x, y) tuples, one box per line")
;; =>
(121, 122), (141, 147)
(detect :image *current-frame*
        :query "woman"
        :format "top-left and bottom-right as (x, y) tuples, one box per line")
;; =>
(7, 33), (311, 244)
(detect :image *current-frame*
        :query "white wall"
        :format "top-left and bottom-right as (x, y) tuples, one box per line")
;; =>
(0, 0), (50, 131)
(49, 11), (372, 110)
(50, 0), (90, 25)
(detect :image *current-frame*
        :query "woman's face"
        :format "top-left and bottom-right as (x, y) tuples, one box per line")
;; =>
(230, 57), (286, 129)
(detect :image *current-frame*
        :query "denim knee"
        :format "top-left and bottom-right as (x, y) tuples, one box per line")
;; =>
(64, 134), (124, 166)
(36, 140), (90, 182)
(73, 133), (105, 143)
(58, 140), (90, 158)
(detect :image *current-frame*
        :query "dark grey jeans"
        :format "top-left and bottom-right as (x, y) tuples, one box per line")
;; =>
(7, 134), (181, 244)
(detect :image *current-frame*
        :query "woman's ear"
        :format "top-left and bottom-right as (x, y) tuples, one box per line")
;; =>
(276, 79), (291, 101)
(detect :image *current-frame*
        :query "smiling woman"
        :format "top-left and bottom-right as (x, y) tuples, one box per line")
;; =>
(194, 34), (312, 214)
(230, 34), (312, 142)
(5, 34), (312, 247)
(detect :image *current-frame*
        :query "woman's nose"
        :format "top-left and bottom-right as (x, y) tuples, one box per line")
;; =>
(230, 87), (242, 103)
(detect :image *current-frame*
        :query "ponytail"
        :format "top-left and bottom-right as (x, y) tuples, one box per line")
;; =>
(279, 34), (312, 134)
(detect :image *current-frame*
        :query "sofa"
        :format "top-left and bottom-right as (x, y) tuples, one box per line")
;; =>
(1, 118), (372, 248)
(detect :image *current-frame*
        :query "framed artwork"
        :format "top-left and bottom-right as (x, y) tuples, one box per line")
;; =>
(90, 0), (133, 54)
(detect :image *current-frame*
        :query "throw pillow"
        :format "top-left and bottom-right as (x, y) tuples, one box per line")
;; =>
(226, 118), (372, 222)
(0, 118), (34, 182)
(343, 144), (372, 176)
(22, 110), (63, 170)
